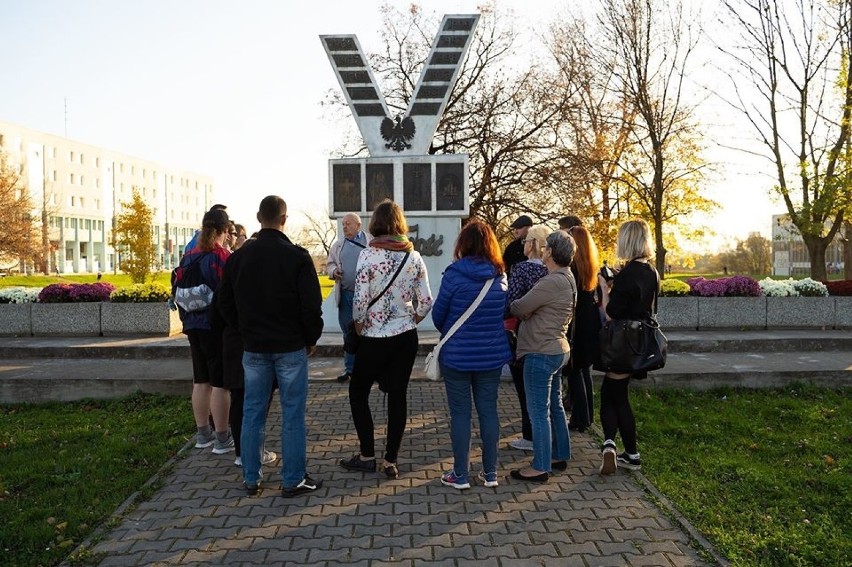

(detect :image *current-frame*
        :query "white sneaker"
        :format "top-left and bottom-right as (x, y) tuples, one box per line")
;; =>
(510, 438), (534, 451)
(600, 446), (618, 475)
(236, 452), (276, 466)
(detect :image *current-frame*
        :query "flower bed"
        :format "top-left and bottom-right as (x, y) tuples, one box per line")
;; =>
(0, 282), (180, 336)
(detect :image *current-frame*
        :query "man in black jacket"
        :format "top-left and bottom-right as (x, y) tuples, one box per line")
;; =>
(503, 214), (532, 276)
(217, 195), (324, 498)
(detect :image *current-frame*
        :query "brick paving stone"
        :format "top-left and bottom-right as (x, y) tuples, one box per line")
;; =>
(80, 381), (713, 567)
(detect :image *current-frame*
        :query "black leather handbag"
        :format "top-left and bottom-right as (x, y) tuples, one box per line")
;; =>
(597, 317), (667, 374)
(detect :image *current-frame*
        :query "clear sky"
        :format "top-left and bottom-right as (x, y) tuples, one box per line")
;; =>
(0, 0), (780, 252)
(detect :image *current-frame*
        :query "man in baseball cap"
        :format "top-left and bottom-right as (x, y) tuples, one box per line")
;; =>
(503, 214), (533, 275)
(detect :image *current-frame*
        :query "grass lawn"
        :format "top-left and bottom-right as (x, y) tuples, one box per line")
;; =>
(0, 272), (172, 288)
(632, 385), (851, 566)
(0, 394), (192, 567)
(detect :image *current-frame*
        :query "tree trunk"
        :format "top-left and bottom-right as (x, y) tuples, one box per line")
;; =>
(803, 236), (828, 281)
(844, 221), (852, 280)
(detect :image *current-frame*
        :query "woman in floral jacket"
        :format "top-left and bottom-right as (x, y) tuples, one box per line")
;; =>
(339, 200), (432, 480)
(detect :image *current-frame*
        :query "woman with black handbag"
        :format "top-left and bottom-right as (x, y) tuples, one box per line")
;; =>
(596, 219), (658, 475)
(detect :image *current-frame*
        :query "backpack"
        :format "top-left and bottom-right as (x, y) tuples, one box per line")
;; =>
(173, 253), (214, 312)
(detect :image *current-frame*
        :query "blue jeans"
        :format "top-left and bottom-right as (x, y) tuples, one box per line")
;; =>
(441, 366), (501, 479)
(524, 352), (571, 471)
(338, 289), (356, 373)
(241, 349), (308, 488)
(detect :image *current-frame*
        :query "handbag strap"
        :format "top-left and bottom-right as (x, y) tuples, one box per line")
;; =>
(436, 277), (496, 348)
(365, 251), (410, 312)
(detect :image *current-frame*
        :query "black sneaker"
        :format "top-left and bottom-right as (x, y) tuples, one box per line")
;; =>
(339, 453), (377, 472)
(617, 452), (642, 471)
(383, 462), (399, 479)
(281, 475), (323, 498)
(243, 479), (261, 496)
(336, 372), (351, 383)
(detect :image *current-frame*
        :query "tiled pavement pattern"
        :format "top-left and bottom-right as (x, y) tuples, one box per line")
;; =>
(84, 380), (711, 567)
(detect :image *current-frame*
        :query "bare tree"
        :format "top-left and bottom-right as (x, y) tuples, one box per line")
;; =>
(593, 0), (709, 274)
(719, 0), (852, 280)
(293, 209), (337, 258)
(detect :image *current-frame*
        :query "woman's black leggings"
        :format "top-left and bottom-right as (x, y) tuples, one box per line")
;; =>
(349, 329), (418, 463)
(600, 376), (637, 454)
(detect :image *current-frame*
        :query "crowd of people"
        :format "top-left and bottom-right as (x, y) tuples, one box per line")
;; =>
(171, 196), (660, 496)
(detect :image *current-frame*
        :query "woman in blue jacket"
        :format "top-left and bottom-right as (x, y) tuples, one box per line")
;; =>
(432, 219), (512, 489)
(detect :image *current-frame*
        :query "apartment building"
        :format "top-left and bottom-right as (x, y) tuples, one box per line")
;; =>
(0, 120), (214, 273)
(772, 214), (846, 276)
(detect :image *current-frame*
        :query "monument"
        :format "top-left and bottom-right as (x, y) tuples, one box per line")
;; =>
(320, 14), (480, 330)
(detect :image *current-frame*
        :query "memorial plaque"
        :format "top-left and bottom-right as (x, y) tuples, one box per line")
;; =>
(436, 163), (464, 211)
(403, 163), (431, 211)
(333, 163), (361, 212)
(366, 164), (394, 211)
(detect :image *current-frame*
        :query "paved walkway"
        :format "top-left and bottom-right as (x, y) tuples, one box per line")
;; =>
(75, 378), (713, 567)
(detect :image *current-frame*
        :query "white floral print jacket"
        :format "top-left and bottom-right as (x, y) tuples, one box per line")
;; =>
(352, 247), (433, 338)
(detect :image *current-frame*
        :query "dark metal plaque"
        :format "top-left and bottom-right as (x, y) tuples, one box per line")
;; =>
(436, 163), (464, 211)
(403, 163), (431, 211)
(366, 164), (394, 211)
(333, 164), (361, 212)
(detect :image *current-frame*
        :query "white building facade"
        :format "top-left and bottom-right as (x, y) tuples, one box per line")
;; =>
(771, 214), (846, 277)
(0, 120), (214, 274)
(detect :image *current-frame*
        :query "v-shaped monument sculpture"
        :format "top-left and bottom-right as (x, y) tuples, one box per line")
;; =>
(321, 14), (479, 217)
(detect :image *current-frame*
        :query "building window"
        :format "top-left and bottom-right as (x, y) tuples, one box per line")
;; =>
(85, 219), (91, 229)
(49, 193), (56, 206)
(143, 168), (146, 178)
(95, 157), (100, 167)
(95, 199), (100, 209)
(80, 198), (85, 208)
(52, 170), (57, 182)
(52, 147), (57, 158)
(69, 173), (75, 184)
(95, 179), (100, 188)
(70, 196), (76, 206)
(80, 175), (85, 187)
(69, 151), (74, 161)
(120, 163), (124, 173)
(80, 153), (84, 165)
(131, 165), (135, 175)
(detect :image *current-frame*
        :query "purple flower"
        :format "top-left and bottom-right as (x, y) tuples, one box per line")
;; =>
(37, 282), (116, 303)
(692, 276), (762, 297)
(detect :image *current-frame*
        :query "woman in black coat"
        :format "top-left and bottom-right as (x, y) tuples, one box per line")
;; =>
(597, 219), (659, 475)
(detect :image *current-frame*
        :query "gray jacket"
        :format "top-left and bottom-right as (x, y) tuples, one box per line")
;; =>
(510, 266), (576, 358)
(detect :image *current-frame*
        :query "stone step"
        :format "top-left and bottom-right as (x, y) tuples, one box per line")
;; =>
(1, 349), (850, 403)
(1, 330), (852, 359)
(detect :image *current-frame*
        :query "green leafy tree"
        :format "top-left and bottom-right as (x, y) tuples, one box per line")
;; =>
(111, 188), (156, 283)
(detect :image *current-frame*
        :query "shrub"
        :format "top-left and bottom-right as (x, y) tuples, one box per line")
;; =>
(792, 278), (828, 297)
(822, 280), (852, 296)
(37, 282), (115, 303)
(110, 283), (171, 303)
(759, 278), (798, 297)
(0, 287), (42, 304)
(691, 276), (762, 297)
(660, 279), (691, 296)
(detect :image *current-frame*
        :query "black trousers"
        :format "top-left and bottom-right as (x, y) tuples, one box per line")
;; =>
(566, 364), (594, 429)
(348, 329), (418, 463)
(600, 376), (637, 454)
(510, 359), (532, 441)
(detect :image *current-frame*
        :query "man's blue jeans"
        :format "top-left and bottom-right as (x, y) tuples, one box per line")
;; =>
(338, 289), (356, 374)
(441, 366), (501, 480)
(241, 349), (308, 488)
(523, 352), (571, 471)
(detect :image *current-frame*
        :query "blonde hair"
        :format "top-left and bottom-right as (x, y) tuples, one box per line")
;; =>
(524, 224), (550, 258)
(616, 219), (654, 261)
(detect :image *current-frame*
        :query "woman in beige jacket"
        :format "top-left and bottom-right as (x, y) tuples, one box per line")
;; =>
(509, 230), (577, 482)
